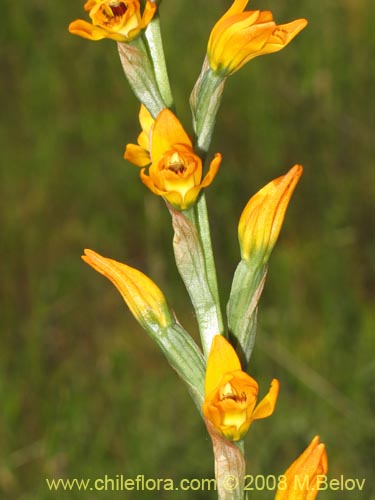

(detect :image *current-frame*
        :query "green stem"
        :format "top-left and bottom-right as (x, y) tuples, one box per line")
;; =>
(185, 62), (227, 346)
(184, 194), (224, 340)
(195, 194), (223, 331)
(144, 15), (174, 109)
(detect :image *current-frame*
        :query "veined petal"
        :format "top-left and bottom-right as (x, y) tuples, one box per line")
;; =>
(257, 18), (308, 56)
(205, 335), (241, 396)
(209, 11), (263, 69)
(221, 24), (275, 72)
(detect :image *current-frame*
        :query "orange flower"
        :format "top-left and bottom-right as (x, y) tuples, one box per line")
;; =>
(202, 335), (279, 441)
(275, 436), (328, 500)
(124, 107), (222, 210)
(69, 0), (157, 42)
(207, 0), (307, 75)
(238, 164), (303, 264)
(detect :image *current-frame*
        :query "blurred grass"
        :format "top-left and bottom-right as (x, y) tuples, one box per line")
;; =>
(1, 0), (374, 498)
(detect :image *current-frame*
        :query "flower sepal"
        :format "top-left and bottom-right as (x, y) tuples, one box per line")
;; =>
(190, 57), (226, 154)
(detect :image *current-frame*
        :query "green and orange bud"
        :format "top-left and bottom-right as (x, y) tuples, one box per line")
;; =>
(82, 249), (173, 330)
(202, 335), (279, 441)
(125, 108), (222, 210)
(207, 0), (307, 76)
(238, 164), (303, 265)
(275, 436), (328, 500)
(69, 0), (157, 42)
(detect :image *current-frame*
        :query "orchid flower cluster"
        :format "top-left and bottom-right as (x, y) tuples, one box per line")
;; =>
(69, 1), (327, 498)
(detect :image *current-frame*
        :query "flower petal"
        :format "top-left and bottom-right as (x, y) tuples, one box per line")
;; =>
(163, 191), (185, 209)
(275, 436), (328, 500)
(205, 335), (242, 396)
(219, 0), (249, 22)
(140, 169), (165, 195)
(251, 378), (279, 420)
(258, 18), (308, 56)
(201, 153), (222, 188)
(124, 144), (151, 167)
(139, 1), (158, 29)
(151, 109), (192, 161)
(68, 19), (107, 40)
(138, 104), (155, 150)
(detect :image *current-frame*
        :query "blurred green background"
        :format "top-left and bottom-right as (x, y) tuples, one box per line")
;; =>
(1, 0), (374, 498)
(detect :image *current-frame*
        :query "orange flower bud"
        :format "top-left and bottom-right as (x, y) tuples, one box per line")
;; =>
(275, 436), (328, 500)
(202, 335), (279, 441)
(207, 0), (307, 75)
(238, 164), (303, 264)
(69, 0), (157, 42)
(82, 249), (173, 330)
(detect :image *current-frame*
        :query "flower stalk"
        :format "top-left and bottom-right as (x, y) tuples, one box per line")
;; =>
(144, 14), (174, 109)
